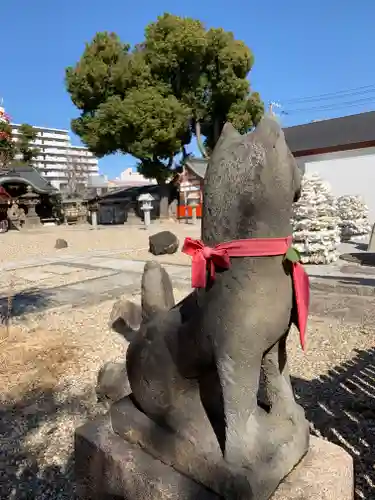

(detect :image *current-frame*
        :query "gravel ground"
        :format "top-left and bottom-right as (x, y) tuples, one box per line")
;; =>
(0, 288), (374, 499)
(0, 222), (200, 267)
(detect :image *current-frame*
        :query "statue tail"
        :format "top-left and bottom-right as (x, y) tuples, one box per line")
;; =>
(141, 261), (175, 321)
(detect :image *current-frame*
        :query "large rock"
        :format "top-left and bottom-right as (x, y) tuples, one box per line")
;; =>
(55, 238), (68, 249)
(148, 231), (179, 256)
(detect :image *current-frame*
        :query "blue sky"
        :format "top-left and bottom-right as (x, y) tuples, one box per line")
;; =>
(2, 1), (375, 178)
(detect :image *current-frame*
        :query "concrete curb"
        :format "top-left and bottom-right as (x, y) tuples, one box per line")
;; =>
(310, 278), (375, 297)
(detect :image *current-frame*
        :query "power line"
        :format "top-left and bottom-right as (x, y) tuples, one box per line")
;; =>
(279, 84), (375, 105)
(282, 96), (375, 115)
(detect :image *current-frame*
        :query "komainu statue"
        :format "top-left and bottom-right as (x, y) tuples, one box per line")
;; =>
(77, 115), (312, 500)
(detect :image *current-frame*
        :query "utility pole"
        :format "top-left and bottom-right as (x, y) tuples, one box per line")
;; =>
(269, 101), (282, 122)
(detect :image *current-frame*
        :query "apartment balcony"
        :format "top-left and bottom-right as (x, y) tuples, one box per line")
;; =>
(42, 156), (74, 163)
(12, 132), (69, 144)
(43, 170), (67, 177)
(69, 154), (97, 162)
(38, 131), (70, 141)
(71, 162), (98, 168)
(39, 148), (69, 155)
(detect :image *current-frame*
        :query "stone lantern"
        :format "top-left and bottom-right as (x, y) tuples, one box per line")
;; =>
(137, 193), (154, 229)
(20, 186), (41, 228)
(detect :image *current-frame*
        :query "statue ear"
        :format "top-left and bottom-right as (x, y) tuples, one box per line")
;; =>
(250, 114), (282, 148)
(211, 122), (241, 156)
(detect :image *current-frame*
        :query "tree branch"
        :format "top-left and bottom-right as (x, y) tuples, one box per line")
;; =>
(195, 120), (208, 159)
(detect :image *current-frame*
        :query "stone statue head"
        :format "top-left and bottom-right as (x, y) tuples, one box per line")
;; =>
(202, 115), (301, 243)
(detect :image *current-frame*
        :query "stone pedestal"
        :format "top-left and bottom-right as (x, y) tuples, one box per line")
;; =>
(75, 415), (217, 500)
(75, 409), (354, 500)
(23, 213), (42, 228)
(21, 187), (42, 228)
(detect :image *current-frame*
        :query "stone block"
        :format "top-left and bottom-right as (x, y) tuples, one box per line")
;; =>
(75, 407), (354, 499)
(272, 436), (354, 499)
(75, 415), (218, 500)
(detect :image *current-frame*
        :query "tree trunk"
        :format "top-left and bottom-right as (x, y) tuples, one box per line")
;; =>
(158, 182), (170, 219)
(195, 121), (208, 158)
(214, 118), (221, 146)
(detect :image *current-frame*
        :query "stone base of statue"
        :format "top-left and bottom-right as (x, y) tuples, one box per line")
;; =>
(75, 398), (354, 500)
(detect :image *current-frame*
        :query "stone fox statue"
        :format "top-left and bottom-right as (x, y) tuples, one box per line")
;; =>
(99, 115), (310, 499)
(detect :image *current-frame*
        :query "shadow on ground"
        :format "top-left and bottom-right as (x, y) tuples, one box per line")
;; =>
(353, 242), (368, 251)
(312, 273), (375, 288)
(0, 288), (55, 320)
(0, 386), (102, 499)
(1, 349), (374, 499)
(340, 252), (375, 267)
(292, 347), (375, 500)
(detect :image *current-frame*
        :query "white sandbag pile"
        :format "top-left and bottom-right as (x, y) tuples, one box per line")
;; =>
(292, 173), (341, 264)
(337, 195), (371, 242)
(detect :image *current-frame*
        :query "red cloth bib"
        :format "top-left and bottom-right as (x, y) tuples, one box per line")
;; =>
(182, 236), (310, 350)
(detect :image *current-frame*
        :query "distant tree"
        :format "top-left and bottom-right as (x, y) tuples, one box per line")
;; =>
(0, 109), (16, 171)
(0, 122), (16, 171)
(16, 124), (40, 165)
(64, 156), (88, 197)
(65, 14), (264, 216)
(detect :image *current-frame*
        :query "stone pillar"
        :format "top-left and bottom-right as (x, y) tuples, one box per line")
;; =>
(368, 223), (375, 252)
(138, 194), (154, 230)
(91, 210), (98, 228)
(143, 207), (151, 228)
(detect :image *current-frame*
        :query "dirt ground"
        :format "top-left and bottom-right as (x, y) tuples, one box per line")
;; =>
(0, 286), (374, 499)
(0, 221), (200, 267)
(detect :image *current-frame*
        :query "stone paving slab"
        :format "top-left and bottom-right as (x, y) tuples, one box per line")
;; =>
(70, 257), (148, 272)
(67, 271), (138, 293)
(38, 264), (86, 275)
(0, 245), (374, 322)
(2, 252), (375, 292)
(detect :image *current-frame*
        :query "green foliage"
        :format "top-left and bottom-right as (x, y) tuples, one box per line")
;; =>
(0, 122), (16, 169)
(16, 123), (40, 164)
(65, 14), (264, 184)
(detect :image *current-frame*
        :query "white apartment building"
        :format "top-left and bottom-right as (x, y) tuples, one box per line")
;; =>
(11, 124), (99, 191)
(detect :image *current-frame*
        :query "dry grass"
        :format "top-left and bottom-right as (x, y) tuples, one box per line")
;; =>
(0, 325), (82, 402)
(0, 276), (374, 498)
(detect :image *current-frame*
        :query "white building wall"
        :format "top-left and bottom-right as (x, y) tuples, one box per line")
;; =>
(118, 167), (155, 184)
(11, 124), (99, 190)
(296, 147), (375, 222)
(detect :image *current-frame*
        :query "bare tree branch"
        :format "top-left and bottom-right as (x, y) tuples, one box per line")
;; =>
(64, 152), (89, 197)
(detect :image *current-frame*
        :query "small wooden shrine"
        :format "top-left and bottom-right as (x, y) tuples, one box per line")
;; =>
(0, 164), (62, 229)
(177, 158), (207, 219)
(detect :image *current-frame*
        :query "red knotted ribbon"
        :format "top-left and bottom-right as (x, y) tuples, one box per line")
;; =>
(182, 236), (310, 350)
